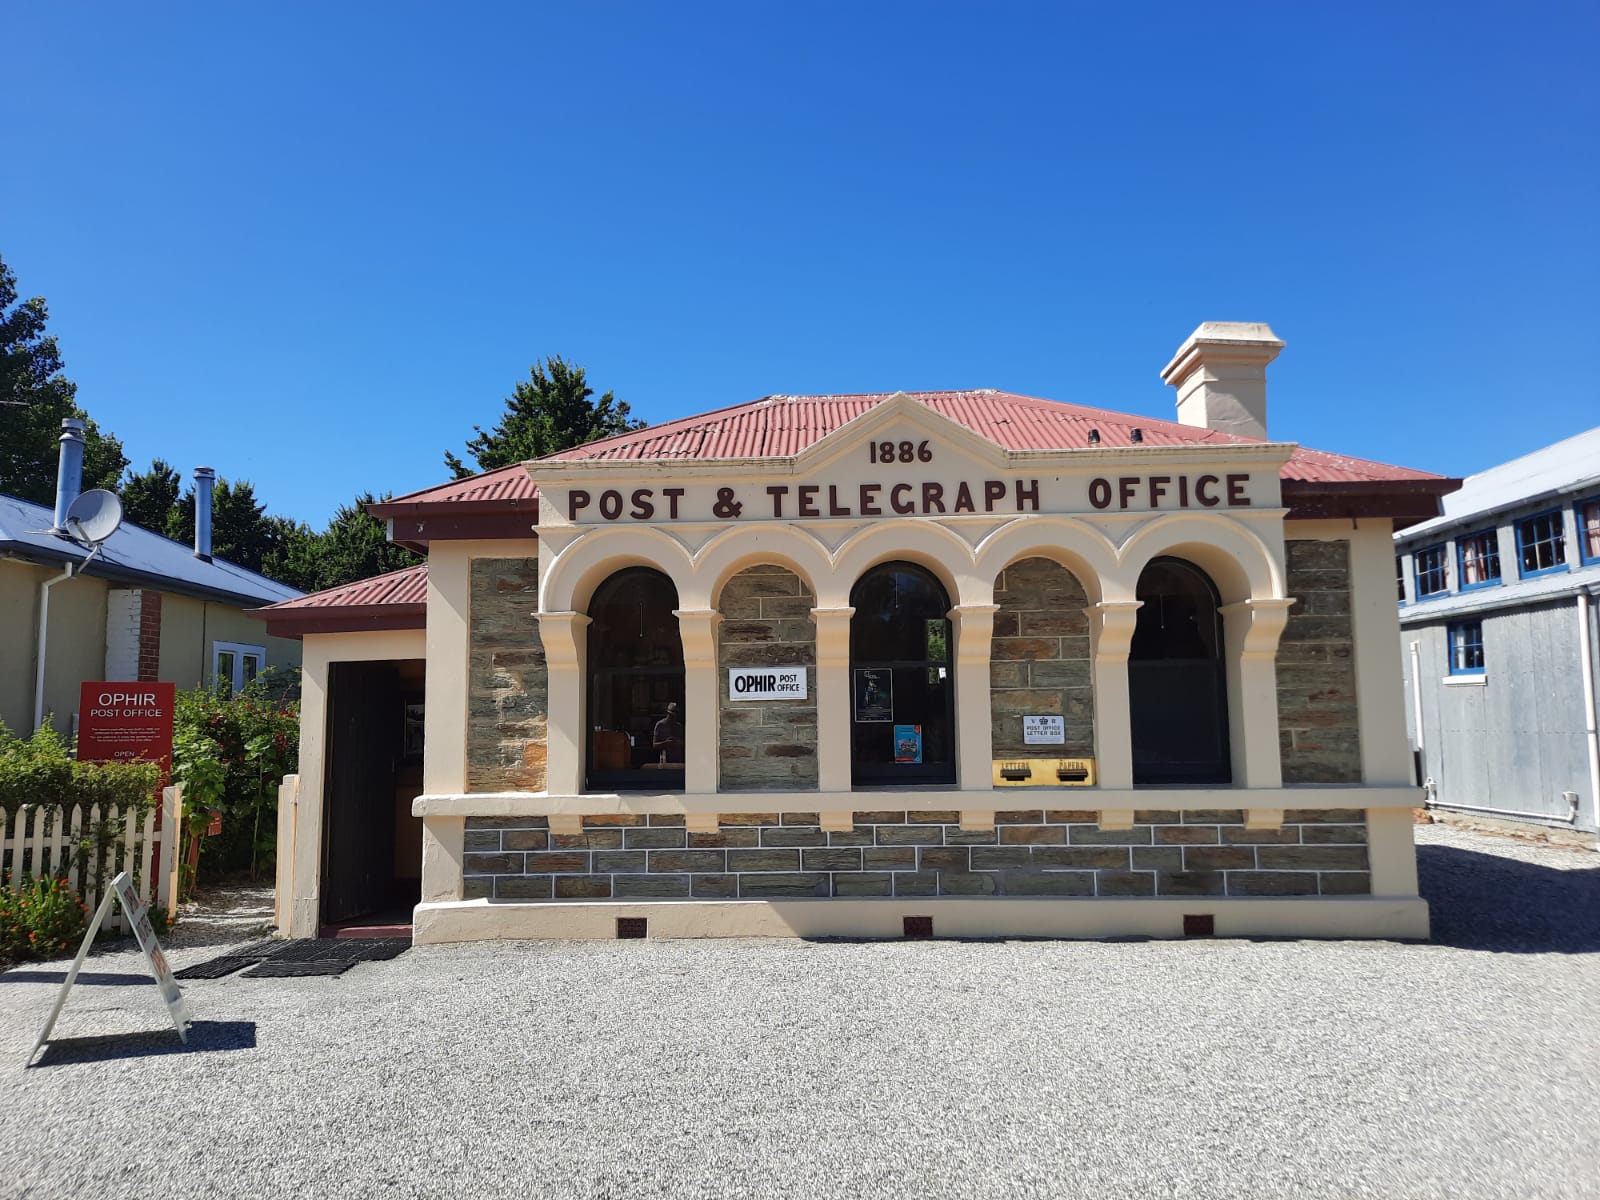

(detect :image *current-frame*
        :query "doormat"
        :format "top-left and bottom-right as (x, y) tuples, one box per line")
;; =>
(173, 956), (258, 981)
(243, 959), (355, 978)
(174, 938), (411, 980)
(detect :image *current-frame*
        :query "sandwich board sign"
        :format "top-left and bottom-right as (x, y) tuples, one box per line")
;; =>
(30, 871), (188, 1063)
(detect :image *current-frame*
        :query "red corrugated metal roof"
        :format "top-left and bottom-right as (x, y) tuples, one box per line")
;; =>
(259, 564), (428, 612)
(541, 390), (1447, 486)
(381, 463), (539, 508)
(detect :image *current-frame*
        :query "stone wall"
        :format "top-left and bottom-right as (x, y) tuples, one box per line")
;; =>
(991, 558), (1094, 757)
(467, 558), (548, 792)
(1278, 539), (1362, 783)
(462, 808), (1370, 900)
(717, 566), (818, 791)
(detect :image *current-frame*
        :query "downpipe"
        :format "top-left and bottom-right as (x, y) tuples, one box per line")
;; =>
(1578, 592), (1600, 852)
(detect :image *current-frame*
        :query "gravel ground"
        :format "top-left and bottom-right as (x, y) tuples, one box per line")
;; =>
(1, 824), (1596, 1200)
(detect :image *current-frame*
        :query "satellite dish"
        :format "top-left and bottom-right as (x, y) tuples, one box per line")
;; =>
(65, 489), (125, 545)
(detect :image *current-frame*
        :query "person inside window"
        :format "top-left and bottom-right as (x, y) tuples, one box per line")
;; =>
(652, 702), (684, 764)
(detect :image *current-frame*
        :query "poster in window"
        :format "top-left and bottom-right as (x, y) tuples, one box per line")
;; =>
(893, 724), (923, 764)
(853, 669), (893, 722)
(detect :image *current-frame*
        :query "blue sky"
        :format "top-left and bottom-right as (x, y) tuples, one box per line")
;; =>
(4, 2), (1595, 529)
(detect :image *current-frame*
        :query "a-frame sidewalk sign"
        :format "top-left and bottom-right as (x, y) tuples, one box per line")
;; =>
(29, 870), (189, 1064)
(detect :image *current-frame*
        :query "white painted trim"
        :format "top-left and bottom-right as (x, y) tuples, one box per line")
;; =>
(413, 895), (1429, 944)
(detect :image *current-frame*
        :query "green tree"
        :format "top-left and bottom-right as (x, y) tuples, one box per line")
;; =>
(120, 458), (182, 532)
(259, 494), (420, 593)
(444, 356), (643, 478)
(316, 493), (422, 588)
(0, 254), (127, 503)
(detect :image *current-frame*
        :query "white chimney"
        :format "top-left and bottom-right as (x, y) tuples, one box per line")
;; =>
(51, 418), (88, 532)
(193, 466), (216, 561)
(1160, 322), (1285, 441)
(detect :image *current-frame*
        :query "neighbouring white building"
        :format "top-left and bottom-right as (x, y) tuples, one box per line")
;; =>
(1395, 426), (1600, 839)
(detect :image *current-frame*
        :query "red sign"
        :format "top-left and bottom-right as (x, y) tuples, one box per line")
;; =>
(77, 682), (176, 783)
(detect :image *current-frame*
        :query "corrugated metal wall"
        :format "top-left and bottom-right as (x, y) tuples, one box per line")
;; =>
(1405, 597), (1598, 831)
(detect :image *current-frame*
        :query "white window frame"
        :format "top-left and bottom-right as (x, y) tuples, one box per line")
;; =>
(212, 641), (267, 694)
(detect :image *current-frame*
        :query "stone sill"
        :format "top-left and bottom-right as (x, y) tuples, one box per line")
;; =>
(414, 784), (1422, 819)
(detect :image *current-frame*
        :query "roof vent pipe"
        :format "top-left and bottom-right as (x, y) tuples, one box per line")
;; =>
(51, 419), (88, 533)
(193, 466), (216, 561)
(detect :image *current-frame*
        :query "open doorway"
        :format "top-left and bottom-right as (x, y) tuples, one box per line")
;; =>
(321, 659), (426, 930)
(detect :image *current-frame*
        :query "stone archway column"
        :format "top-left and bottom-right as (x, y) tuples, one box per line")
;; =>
(810, 607), (855, 792)
(950, 604), (999, 790)
(675, 609), (721, 795)
(539, 612), (591, 795)
(1090, 601), (1142, 789)
(1219, 598), (1294, 788)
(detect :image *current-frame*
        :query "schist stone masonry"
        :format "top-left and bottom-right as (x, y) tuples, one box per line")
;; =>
(258, 322), (1457, 943)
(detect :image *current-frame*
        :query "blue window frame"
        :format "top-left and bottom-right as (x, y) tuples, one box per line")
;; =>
(1413, 544), (1448, 598)
(1395, 554), (1406, 602)
(1448, 622), (1485, 675)
(1515, 510), (1567, 578)
(1579, 500), (1600, 566)
(1456, 530), (1501, 590)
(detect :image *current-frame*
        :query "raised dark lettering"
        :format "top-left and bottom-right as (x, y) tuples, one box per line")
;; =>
(629, 489), (655, 519)
(1195, 475), (1220, 507)
(860, 483), (882, 516)
(1015, 479), (1040, 511)
(922, 482), (946, 513)
(828, 485), (850, 517)
(1148, 476), (1170, 508)
(1226, 473), (1251, 506)
(599, 490), (624, 520)
(983, 480), (1006, 512)
(1178, 476), (1190, 507)
(1088, 478), (1112, 509)
(798, 485), (821, 517)
(891, 483), (915, 514)
(766, 485), (789, 517)
(663, 488), (685, 519)
(568, 489), (592, 521)
(953, 482), (976, 513)
(1119, 477), (1139, 509)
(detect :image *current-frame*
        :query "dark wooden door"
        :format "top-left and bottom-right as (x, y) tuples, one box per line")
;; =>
(1129, 558), (1231, 785)
(322, 662), (400, 924)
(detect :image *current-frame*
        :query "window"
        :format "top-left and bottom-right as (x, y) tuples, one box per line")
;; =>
(213, 641), (265, 695)
(1579, 500), (1600, 565)
(1413, 545), (1448, 598)
(1456, 530), (1501, 589)
(585, 568), (685, 790)
(1515, 511), (1567, 577)
(1447, 622), (1484, 675)
(848, 562), (955, 785)
(1395, 555), (1406, 602)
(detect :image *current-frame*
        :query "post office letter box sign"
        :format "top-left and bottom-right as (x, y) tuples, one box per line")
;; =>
(1022, 715), (1065, 745)
(728, 667), (808, 701)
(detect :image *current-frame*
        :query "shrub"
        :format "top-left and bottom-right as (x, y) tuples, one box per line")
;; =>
(0, 721), (159, 818)
(0, 876), (89, 960)
(171, 681), (299, 884)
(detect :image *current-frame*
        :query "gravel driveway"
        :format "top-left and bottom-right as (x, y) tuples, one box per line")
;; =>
(1, 824), (1596, 1200)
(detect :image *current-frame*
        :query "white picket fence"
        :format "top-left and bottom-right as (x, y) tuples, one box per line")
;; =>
(1, 786), (182, 931)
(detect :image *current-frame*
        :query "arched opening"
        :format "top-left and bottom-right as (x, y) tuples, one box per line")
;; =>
(1129, 557), (1230, 785)
(586, 567), (685, 790)
(849, 562), (955, 786)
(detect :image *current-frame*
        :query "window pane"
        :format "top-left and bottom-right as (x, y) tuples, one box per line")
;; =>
(1583, 502), (1600, 560)
(216, 651), (236, 695)
(243, 655), (260, 685)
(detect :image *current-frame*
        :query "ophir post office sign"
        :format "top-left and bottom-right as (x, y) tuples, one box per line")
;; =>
(727, 667), (808, 701)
